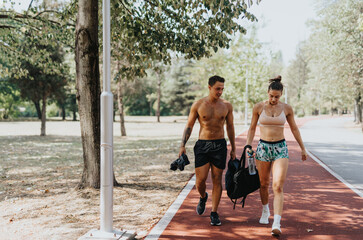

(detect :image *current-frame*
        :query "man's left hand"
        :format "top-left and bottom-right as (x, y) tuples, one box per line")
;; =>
(230, 150), (236, 160)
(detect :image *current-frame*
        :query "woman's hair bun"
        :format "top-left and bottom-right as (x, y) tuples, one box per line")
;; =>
(269, 75), (282, 83)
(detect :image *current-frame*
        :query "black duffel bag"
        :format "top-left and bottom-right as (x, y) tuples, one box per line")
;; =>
(225, 145), (260, 209)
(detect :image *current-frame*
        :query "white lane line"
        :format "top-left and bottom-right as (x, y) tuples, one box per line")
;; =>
(306, 149), (363, 198)
(144, 175), (196, 240)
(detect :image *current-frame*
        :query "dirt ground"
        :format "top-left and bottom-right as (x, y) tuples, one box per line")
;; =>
(0, 116), (247, 240)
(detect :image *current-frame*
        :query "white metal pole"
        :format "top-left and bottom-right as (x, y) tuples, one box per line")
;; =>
(100, 0), (113, 233)
(78, 0), (136, 238)
(245, 70), (248, 126)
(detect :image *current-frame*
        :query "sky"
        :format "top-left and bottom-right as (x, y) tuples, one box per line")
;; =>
(4, 0), (318, 65)
(249, 0), (317, 65)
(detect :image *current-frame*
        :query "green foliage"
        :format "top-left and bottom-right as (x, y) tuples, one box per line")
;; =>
(2, 0), (263, 119)
(284, 42), (310, 116)
(17, 101), (39, 118)
(121, 58), (202, 116)
(124, 83), (153, 115)
(286, 0), (363, 115)
(110, 0), (261, 80)
(187, 28), (282, 113)
(0, 80), (21, 119)
(47, 102), (60, 117)
(0, 0), (76, 120)
(106, 0), (263, 118)
(7, 34), (68, 106)
(162, 59), (200, 115)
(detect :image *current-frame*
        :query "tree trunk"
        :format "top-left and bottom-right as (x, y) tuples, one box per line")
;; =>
(75, 0), (101, 189)
(354, 100), (357, 123)
(149, 100), (153, 116)
(33, 100), (42, 119)
(117, 80), (127, 136)
(61, 104), (66, 120)
(71, 95), (77, 121)
(73, 110), (77, 121)
(3, 102), (12, 119)
(113, 106), (116, 122)
(355, 93), (362, 124)
(156, 75), (161, 123)
(40, 95), (47, 136)
(357, 102), (362, 124)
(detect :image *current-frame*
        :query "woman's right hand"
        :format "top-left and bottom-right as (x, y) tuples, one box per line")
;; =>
(245, 146), (255, 157)
(301, 149), (307, 161)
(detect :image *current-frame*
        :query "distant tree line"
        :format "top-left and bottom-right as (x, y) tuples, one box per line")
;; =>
(284, 0), (362, 130)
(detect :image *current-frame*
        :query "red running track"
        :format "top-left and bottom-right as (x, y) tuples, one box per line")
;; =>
(154, 118), (363, 240)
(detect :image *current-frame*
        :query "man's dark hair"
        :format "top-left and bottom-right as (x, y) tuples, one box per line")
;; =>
(208, 75), (225, 86)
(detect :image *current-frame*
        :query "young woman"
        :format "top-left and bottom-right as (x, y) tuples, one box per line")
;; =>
(245, 75), (307, 236)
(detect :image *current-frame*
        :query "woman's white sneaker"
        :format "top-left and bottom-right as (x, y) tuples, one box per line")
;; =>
(259, 209), (270, 224)
(271, 223), (282, 236)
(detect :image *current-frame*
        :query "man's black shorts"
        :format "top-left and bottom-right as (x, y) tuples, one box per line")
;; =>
(194, 139), (227, 170)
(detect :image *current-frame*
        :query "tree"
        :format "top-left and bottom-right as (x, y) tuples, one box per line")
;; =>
(1, 0), (75, 129)
(11, 38), (68, 135)
(2, 0), (262, 188)
(0, 22), (68, 135)
(0, 80), (21, 119)
(111, 58), (129, 136)
(123, 77), (155, 115)
(162, 58), (199, 116)
(0, 53), (21, 119)
(284, 42), (310, 116)
(187, 28), (279, 115)
(110, 0), (261, 128)
(302, 0), (362, 122)
(75, 0), (102, 188)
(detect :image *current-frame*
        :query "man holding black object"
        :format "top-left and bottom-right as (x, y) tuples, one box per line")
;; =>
(178, 75), (236, 226)
(170, 153), (190, 171)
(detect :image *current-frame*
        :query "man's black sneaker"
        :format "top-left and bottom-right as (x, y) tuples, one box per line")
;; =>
(196, 192), (208, 215)
(210, 212), (221, 226)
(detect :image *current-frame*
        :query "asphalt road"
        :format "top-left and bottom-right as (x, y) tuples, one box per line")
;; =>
(300, 116), (363, 194)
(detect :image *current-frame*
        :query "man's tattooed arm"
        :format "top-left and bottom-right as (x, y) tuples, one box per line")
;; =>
(181, 127), (192, 147)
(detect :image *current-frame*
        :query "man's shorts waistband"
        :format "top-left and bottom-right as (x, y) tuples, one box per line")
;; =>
(197, 138), (226, 142)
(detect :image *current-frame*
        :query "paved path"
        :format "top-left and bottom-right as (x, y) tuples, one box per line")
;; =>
(146, 117), (363, 239)
(300, 117), (363, 194)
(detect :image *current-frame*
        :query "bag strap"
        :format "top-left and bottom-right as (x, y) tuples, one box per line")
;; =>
(241, 196), (246, 208)
(230, 198), (237, 209)
(240, 145), (251, 169)
(233, 197), (247, 209)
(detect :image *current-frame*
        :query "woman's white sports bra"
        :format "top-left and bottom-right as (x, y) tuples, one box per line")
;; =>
(259, 104), (286, 128)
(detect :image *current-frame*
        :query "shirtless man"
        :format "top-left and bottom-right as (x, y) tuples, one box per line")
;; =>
(179, 75), (236, 226)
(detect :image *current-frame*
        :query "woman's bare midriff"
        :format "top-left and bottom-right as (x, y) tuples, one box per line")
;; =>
(259, 125), (285, 141)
